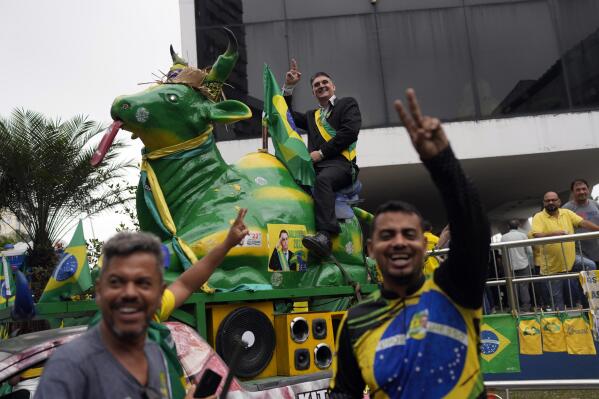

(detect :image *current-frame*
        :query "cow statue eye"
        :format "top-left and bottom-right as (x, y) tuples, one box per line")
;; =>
(167, 94), (179, 103)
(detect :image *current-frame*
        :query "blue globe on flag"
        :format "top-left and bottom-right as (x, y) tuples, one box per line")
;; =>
(53, 254), (78, 281)
(480, 330), (500, 355)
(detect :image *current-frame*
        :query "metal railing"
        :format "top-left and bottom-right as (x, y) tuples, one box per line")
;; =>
(430, 231), (599, 316)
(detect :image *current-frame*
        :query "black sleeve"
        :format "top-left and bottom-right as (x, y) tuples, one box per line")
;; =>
(428, 146), (490, 309)
(283, 94), (308, 130)
(321, 98), (361, 159)
(329, 320), (365, 399)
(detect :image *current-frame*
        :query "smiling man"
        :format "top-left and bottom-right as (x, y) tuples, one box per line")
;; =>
(36, 210), (248, 399)
(283, 59), (361, 257)
(329, 90), (490, 399)
(35, 232), (174, 399)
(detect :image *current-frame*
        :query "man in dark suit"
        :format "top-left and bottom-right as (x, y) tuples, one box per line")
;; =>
(269, 229), (296, 271)
(283, 59), (361, 257)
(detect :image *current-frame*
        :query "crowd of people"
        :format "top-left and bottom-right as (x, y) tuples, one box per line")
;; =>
(491, 180), (599, 313)
(21, 59), (595, 399)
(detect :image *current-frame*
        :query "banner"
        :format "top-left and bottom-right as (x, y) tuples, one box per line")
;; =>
(480, 315), (520, 373)
(518, 316), (543, 355)
(541, 315), (566, 352)
(563, 314), (596, 355)
(580, 270), (599, 340)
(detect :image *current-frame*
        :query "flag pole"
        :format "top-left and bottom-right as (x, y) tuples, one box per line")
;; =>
(1, 255), (11, 298)
(261, 123), (269, 152)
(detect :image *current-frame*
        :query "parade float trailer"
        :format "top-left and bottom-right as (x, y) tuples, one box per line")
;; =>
(0, 29), (379, 392)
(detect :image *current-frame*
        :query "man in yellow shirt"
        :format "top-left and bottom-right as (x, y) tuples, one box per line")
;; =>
(531, 192), (599, 309)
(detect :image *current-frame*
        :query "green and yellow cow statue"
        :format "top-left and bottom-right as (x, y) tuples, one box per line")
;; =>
(92, 29), (370, 294)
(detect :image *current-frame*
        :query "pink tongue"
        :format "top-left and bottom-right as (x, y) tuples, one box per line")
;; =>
(91, 121), (123, 166)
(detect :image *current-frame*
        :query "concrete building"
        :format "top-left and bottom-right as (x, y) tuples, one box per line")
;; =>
(179, 0), (599, 230)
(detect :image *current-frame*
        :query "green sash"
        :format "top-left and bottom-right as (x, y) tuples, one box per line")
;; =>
(277, 248), (290, 271)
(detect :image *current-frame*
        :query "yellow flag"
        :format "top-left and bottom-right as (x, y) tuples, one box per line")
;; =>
(518, 317), (543, 355)
(564, 315), (596, 355)
(541, 316), (566, 352)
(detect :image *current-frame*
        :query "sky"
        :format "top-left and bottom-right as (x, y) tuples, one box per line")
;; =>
(0, 0), (182, 242)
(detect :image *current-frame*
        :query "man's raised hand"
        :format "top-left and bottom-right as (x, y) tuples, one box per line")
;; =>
(225, 208), (249, 248)
(285, 58), (302, 86)
(394, 89), (449, 160)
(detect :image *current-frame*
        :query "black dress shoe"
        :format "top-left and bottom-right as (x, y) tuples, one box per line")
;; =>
(302, 232), (332, 258)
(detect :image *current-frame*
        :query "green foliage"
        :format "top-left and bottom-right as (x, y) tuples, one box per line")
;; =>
(86, 237), (103, 269)
(0, 230), (29, 248)
(114, 184), (139, 232)
(0, 109), (134, 276)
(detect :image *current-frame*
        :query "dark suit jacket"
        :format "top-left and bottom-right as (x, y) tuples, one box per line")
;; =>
(284, 95), (361, 166)
(269, 249), (296, 271)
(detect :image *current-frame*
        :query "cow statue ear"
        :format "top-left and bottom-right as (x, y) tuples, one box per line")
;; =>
(208, 100), (252, 124)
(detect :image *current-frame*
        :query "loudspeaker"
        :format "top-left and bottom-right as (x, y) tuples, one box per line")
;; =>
(312, 318), (327, 340)
(208, 302), (277, 379)
(274, 312), (335, 376)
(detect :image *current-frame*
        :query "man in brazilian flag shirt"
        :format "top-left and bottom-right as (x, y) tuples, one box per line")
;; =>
(283, 58), (361, 257)
(329, 90), (490, 398)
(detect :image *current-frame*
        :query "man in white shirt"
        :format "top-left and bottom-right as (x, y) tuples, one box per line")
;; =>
(501, 219), (533, 312)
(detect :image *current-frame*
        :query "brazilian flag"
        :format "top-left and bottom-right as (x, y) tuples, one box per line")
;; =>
(263, 64), (315, 187)
(0, 257), (15, 307)
(480, 314), (521, 373)
(40, 221), (92, 302)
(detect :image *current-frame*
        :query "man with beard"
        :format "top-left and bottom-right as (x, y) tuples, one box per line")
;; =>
(531, 192), (599, 310)
(329, 90), (490, 398)
(36, 210), (248, 398)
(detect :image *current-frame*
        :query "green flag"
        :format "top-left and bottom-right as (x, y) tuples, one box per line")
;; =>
(0, 256), (15, 308)
(263, 64), (315, 187)
(480, 314), (521, 373)
(40, 221), (92, 302)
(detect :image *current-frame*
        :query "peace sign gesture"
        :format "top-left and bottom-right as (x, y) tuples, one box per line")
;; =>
(285, 58), (302, 86)
(394, 89), (449, 160)
(225, 208), (249, 248)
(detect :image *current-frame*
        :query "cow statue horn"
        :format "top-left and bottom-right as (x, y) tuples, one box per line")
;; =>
(205, 27), (238, 84)
(170, 44), (189, 66)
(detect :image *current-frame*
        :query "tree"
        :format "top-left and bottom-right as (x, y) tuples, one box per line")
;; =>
(0, 109), (134, 284)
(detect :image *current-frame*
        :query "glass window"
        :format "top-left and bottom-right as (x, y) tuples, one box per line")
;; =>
(286, 15), (386, 128)
(240, 0), (285, 24)
(284, 0), (372, 20)
(467, 1), (568, 117)
(377, 0), (462, 13)
(555, 0), (599, 108)
(378, 8), (476, 122)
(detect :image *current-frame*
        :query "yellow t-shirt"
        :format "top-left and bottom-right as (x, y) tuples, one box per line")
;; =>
(530, 208), (583, 275)
(154, 288), (176, 322)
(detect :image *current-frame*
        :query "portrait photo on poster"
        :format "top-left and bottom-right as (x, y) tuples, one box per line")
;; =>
(267, 224), (308, 272)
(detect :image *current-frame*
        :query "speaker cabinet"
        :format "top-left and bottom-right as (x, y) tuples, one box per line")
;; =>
(208, 302), (277, 379)
(274, 312), (335, 376)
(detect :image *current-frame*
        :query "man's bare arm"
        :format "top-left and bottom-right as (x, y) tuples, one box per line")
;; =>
(580, 219), (599, 231)
(168, 209), (248, 309)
